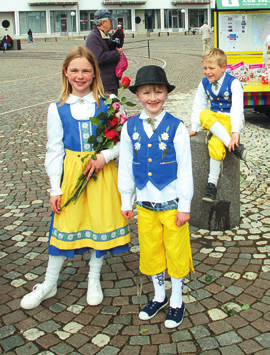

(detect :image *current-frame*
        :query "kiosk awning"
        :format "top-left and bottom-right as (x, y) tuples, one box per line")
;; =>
(216, 0), (270, 10)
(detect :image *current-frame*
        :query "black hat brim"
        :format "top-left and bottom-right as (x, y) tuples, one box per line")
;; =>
(129, 82), (175, 94)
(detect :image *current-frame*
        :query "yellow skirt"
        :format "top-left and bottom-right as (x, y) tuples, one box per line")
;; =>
(49, 149), (130, 251)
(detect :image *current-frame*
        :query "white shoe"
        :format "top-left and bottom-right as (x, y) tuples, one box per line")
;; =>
(20, 283), (57, 310)
(87, 278), (103, 306)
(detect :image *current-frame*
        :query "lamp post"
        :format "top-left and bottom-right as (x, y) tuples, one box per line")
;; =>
(70, 11), (76, 39)
(181, 9), (185, 36)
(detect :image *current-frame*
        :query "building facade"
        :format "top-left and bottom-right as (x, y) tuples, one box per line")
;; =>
(0, 0), (214, 38)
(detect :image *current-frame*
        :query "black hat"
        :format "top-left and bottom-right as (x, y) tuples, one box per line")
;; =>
(129, 65), (175, 94)
(94, 10), (117, 21)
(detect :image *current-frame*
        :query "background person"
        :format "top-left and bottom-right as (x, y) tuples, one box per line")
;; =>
(28, 28), (33, 43)
(86, 10), (122, 96)
(199, 20), (212, 54)
(112, 24), (125, 48)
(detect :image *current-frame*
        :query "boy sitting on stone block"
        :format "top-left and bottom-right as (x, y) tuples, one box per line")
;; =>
(189, 48), (247, 202)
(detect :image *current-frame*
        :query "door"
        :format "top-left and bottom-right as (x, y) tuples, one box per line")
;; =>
(172, 15), (179, 32)
(61, 19), (67, 33)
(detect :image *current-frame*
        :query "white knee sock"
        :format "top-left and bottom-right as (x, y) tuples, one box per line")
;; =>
(208, 158), (221, 185)
(152, 272), (166, 302)
(89, 249), (103, 279)
(170, 277), (185, 309)
(44, 255), (65, 287)
(209, 121), (231, 147)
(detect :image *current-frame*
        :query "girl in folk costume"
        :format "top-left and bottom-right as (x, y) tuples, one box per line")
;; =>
(21, 46), (130, 310)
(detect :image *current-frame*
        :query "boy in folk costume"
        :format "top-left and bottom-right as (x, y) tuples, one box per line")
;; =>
(118, 65), (194, 328)
(189, 48), (246, 202)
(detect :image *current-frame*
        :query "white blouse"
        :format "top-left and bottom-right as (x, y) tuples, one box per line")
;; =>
(45, 92), (119, 196)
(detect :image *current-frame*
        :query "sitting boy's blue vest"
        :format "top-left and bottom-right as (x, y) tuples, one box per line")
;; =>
(57, 99), (108, 152)
(127, 112), (182, 191)
(202, 73), (236, 114)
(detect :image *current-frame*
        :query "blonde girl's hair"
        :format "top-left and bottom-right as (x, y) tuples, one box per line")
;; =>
(202, 48), (227, 67)
(59, 46), (105, 107)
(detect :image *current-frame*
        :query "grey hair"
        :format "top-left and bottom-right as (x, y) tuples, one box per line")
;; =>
(93, 17), (110, 26)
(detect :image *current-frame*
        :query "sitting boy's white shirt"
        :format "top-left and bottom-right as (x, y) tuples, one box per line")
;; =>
(118, 109), (193, 213)
(45, 93), (120, 196)
(190, 72), (244, 134)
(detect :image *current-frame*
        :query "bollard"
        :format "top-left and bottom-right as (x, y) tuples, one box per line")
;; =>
(158, 32), (160, 37)
(132, 33), (134, 38)
(190, 131), (240, 231)
(167, 32), (169, 36)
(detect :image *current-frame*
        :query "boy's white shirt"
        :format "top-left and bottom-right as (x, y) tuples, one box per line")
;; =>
(45, 92), (120, 196)
(118, 109), (194, 213)
(190, 72), (244, 133)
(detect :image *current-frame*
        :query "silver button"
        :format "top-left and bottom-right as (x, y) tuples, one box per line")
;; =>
(79, 99), (85, 105)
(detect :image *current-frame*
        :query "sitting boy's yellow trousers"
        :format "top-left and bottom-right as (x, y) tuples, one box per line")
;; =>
(137, 205), (193, 279)
(200, 109), (232, 161)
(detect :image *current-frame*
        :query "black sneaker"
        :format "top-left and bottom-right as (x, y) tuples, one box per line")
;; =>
(232, 143), (247, 161)
(164, 303), (185, 329)
(139, 296), (168, 320)
(202, 183), (217, 202)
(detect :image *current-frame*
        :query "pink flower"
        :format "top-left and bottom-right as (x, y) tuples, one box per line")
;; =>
(112, 102), (120, 111)
(120, 113), (129, 125)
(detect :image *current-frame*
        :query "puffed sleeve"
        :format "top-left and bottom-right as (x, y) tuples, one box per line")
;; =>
(45, 103), (65, 196)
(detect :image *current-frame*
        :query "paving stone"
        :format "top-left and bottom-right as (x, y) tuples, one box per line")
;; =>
(37, 320), (61, 332)
(50, 342), (75, 355)
(216, 331), (242, 346)
(255, 333), (270, 348)
(15, 342), (40, 355)
(0, 325), (16, 339)
(190, 325), (210, 339)
(129, 335), (150, 345)
(220, 344), (244, 355)
(197, 337), (219, 351)
(158, 343), (177, 354)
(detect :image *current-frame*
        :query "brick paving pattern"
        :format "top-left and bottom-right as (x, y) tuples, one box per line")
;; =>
(0, 33), (269, 354)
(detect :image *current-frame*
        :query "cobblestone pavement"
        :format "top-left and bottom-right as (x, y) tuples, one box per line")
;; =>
(0, 34), (269, 355)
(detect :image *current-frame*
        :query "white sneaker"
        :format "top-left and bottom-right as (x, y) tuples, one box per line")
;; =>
(20, 283), (57, 310)
(87, 278), (103, 306)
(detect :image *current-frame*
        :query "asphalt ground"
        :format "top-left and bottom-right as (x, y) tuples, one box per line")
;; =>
(0, 34), (269, 355)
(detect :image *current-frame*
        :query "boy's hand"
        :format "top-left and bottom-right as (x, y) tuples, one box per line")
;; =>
(121, 210), (134, 220)
(50, 196), (61, 214)
(84, 153), (106, 180)
(189, 130), (196, 136)
(228, 132), (239, 152)
(175, 212), (190, 227)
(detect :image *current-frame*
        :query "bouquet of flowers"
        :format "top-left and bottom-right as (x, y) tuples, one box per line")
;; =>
(60, 77), (136, 210)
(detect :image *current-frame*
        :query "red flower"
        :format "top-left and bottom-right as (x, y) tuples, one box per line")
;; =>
(105, 128), (119, 142)
(120, 77), (131, 88)
(108, 116), (119, 127)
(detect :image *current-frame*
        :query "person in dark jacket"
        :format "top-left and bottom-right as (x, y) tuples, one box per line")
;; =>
(86, 10), (122, 95)
(112, 24), (125, 48)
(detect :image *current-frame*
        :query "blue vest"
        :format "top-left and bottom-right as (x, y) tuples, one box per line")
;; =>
(202, 73), (236, 114)
(127, 112), (182, 191)
(57, 99), (108, 152)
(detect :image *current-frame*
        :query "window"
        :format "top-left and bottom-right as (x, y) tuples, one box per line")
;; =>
(19, 11), (46, 34)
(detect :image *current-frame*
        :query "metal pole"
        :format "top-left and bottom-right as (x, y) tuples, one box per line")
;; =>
(148, 40), (150, 58)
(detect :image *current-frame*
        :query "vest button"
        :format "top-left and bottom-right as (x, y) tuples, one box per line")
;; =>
(220, 103), (222, 105)
(148, 158), (152, 162)
(221, 108), (223, 111)
(148, 172), (152, 176)
(148, 143), (152, 148)
(217, 98), (219, 100)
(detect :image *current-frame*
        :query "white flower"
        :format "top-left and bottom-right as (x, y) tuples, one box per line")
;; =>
(82, 123), (88, 129)
(58, 233), (63, 239)
(77, 233), (81, 239)
(83, 133), (90, 139)
(101, 234), (107, 241)
(132, 132), (140, 140)
(84, 143), (90, 150)
(68, 234), (73, 241)
(161, 132), (169, 141)
(54, 230), (57, 236)
(93, 234), (97, 240)
(134, 142), (141, 150)
(223, 91), (229, 99)
(159, 142), (167, 151)
(111, 232), (116, 238)
(120, 228), (126, 236)
(85, 231), (91, 238)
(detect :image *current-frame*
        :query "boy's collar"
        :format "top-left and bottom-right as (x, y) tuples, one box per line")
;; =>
(139, 109), (166, 121)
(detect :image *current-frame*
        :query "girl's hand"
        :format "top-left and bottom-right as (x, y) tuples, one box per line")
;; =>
(50, 195), (61, 214)
(84, 153), (106, 180)
(228, 132), (239, 152)
(121, 210), (134, 220)
(175, 212), (190, 227)
(189, 130), (196, 136)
